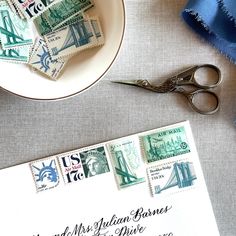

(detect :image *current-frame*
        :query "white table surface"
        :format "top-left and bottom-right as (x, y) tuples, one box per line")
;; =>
(0, 1), (235, 235)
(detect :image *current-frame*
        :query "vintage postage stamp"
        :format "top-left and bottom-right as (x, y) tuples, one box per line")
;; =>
(80, 146), (110, 178)
(43, 0), (93, 29)
(141, 126), (190, 163)
(0, 44), (30, 63)
(147, 160), (197, 197)
(29, 38), (67, 80)
(12, 0), (59, 20)
(5, 0), (25, 19)
(34, 14), (53, 36)
(57, 151), (86, 184)
(58, 146), (110, 184)
(107, 137), (146, 188)
(0, 1), (33, 49)
(44, 17), (98, 59)
(30, 157), (60, 192)
(34, 12), (84, 36)
(90, 16), (105, 46)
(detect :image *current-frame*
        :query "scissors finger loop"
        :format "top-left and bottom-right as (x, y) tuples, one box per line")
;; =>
(192, 64), (221, 89)
(187, 89), (220, 115)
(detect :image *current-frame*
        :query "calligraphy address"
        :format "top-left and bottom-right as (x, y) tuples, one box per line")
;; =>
(33, 206), (173, 236)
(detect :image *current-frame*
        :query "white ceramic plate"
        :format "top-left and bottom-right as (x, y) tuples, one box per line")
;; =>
(0, 0), (125, 100)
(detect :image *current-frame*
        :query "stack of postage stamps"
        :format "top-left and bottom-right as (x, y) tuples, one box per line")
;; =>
(0, 0), (104, 80)
(30, 121), (198, 198)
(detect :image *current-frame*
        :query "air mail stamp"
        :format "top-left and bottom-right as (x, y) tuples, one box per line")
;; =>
(141, 126), (190, 163)
(79, 146), (110, 178)
(44, 17), (98, 60)
(30, 157), (60, 192)
(12, 0), (59, 20)
(29, 38), (67, 80)
(57, 151), (86, 184)
(107, 137), (146, 188)
(0, 1), (33, 49)
(147, 160), (197, 197)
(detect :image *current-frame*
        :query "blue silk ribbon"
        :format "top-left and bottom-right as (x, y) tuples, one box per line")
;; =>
(182, 0), (236, 63)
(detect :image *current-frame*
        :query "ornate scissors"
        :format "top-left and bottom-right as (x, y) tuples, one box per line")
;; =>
(112, 64), (221, 115)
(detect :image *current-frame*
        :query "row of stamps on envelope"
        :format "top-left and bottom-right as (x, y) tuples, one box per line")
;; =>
(30, 124), (197, 196)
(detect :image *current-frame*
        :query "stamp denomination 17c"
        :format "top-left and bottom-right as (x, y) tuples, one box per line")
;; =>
(107, 137), (146, 188)
(141, 126), (190, 163)
(12, 0), (59, 20)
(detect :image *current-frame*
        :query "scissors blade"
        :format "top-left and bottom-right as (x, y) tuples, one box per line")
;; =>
(112, 80), (140, 86)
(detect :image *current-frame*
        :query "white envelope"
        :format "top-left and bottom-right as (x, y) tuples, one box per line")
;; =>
(0, 121), (220, 236)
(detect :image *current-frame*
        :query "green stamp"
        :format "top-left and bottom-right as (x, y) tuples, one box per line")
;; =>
(107, 138), (145, 188)
(79, 146), (110, 178)
(0, 1), (33, 49)
(0, 44), (30, 63)
(34, 14), (52, 36)
(43, 0), (94, 29)
(34, 12), (84, 36)
(141, 126), (190, 163)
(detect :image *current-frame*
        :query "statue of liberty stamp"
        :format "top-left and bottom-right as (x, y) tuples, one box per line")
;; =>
(44, 17), (98, 60)
(29, 38), (67, 80)
(141, 126), (190, 163)
(79, 146), (110, 178)
(107, 137), (146, 188)
(0, 1), (34, 49)
(30, 157), (60, 192)
(147, 160), (197, 197)
(57, 151), (85, 184)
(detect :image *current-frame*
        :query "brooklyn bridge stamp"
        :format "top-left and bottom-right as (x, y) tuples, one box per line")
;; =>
(147, 160), (197, 197)
(140, 126), (190, 163)
(30, 157), (60, 192)
(0, 1), (33, 49)
(44, 18), (97, 60)
(107, 137), (146, 188)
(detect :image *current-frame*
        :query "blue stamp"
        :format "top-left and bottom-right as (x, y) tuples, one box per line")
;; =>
(29, 38), (67, 80)
(44, 17), (102, 60)
(147, 160), (197, 197)
(30, 158), (60, 192)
